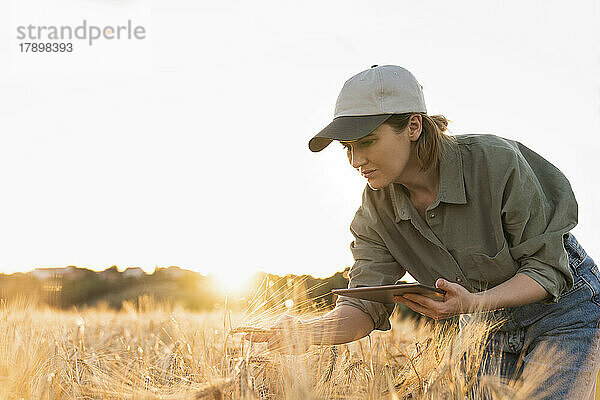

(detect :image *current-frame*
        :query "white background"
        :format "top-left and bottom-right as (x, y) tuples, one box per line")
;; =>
(0, 0), (598, 281)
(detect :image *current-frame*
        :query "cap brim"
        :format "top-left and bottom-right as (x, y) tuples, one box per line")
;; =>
(308, 114), (393, 152)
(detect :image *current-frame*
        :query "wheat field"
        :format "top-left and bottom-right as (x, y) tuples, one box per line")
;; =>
(0, 272), (600, 400)
(0, 293), (598, 400)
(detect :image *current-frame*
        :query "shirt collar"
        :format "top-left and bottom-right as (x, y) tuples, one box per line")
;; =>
(390, 138), (467, 222)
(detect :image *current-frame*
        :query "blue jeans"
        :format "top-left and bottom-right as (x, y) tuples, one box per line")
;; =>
(459, 233), (600, 400)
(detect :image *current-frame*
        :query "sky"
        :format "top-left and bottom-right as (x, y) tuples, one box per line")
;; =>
(0, 0), (598, 281)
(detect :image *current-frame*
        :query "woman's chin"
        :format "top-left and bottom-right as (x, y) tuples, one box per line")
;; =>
(367, 178), (387, 191)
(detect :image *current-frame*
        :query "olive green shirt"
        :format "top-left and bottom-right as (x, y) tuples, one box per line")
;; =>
(336, 134), (578, 331)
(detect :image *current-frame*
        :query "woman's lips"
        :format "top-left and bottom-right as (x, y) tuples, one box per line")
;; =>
(362, 170), (376, 178)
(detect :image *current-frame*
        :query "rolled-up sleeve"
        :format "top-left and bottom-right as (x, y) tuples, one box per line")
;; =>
(500, 144), (578, 304)
(336, 199), (406, 331)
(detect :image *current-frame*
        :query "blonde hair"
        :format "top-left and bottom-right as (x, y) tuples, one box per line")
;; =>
(384, 113), (454, 172)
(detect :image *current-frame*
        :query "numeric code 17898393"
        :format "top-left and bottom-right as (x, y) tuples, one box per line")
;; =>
(19, 43), (73, 52)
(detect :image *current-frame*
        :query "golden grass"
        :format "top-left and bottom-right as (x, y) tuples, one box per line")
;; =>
(0, 292), (594, 399)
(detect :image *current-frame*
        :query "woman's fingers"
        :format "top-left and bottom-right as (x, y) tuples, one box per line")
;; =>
(395, 294), (438, 310)
(244, 332), (272, 342)
(267, 334), (283, 352)
(236, 315), (312, 354)
(436, 278), (464, 295)
(396, 295), (434, 318)
(402, 294), (439, 309)
(394, 283), (474, 319)
(235, 327), (282, 342)
(396, 295), (449, 320)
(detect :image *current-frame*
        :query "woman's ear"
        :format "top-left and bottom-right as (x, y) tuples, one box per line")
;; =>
(407, 114), (423, 141)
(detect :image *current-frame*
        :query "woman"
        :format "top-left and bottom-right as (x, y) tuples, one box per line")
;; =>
(249, 65), (600, 399)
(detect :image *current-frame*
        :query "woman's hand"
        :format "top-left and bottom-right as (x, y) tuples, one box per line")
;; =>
(244, 314), (312, 354)
(394, 278), (476, 320)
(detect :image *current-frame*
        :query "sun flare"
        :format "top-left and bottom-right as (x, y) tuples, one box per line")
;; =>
(210, 269), (255, 295)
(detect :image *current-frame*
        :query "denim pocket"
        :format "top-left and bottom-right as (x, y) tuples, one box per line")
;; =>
(581, 260), (600, 308)
(563, 232), (586, 269)
(557, 278), (586, 300)
(564, 233), (600, 308)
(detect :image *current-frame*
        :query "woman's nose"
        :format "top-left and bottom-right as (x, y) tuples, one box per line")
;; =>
(349, 148), (366, 169)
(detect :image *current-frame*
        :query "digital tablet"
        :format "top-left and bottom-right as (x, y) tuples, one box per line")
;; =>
(332, 283), (446, 303)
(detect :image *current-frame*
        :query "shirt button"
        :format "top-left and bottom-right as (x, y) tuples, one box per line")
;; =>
(456, 277), (463, 283)
(429, 212), (436, 218)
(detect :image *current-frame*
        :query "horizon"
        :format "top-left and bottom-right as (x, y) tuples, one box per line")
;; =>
(3, 264), (349, 277)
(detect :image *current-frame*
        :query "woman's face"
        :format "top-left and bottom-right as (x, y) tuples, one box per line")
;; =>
(340, 115), (422, 190)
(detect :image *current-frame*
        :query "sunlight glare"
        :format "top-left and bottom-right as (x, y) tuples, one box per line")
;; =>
(210, 269), (255, 295)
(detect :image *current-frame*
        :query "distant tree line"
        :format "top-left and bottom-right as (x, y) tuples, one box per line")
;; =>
(0, 266), (423, 320)
(0, 265), (350, 310)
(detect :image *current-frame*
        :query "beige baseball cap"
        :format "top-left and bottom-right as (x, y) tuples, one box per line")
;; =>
(308, 65), (427, 152)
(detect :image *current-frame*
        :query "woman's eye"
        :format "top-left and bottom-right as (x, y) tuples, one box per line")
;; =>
(341, 140), (372, 151)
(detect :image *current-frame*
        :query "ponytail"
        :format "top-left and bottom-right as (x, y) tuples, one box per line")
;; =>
(384, 113), (454, 171)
